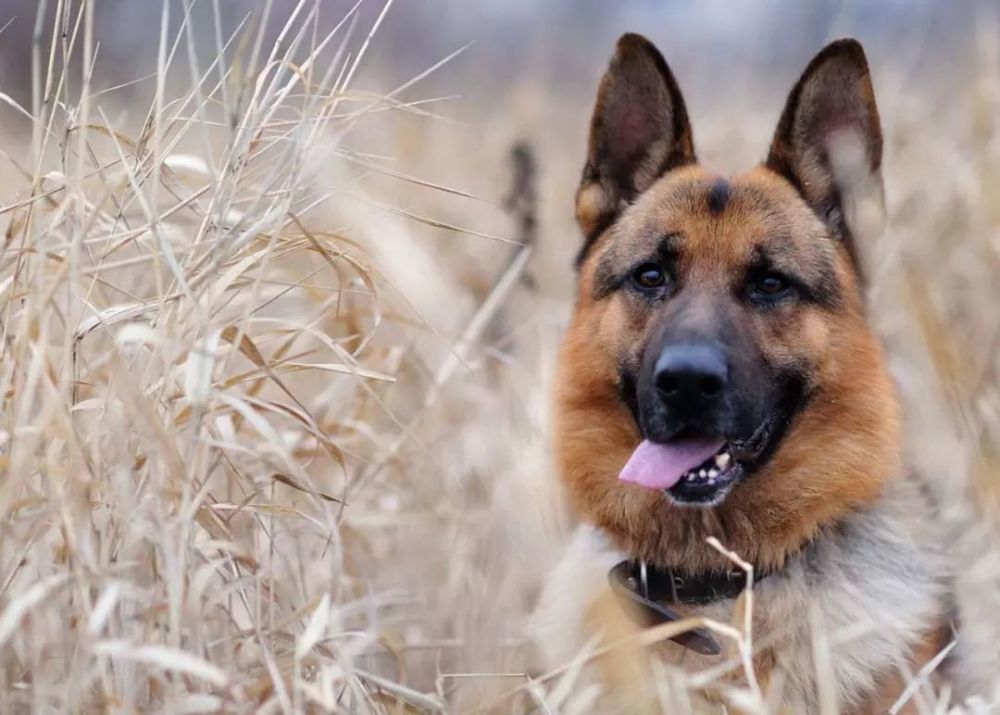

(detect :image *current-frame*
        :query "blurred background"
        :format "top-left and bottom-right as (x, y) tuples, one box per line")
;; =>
(0, 1), (996, 712)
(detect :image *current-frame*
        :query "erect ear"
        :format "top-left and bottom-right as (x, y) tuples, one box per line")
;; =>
(766, 39), (884, 270)
(575, 33), (695, 265)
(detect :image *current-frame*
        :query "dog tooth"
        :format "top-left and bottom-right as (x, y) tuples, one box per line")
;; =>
(716, 453), (731, 468)
(698, 469), (707, 478)
(708, 468), (718, 478)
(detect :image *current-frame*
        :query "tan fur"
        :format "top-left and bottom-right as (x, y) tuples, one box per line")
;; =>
(859, 626), (951, 715)
(546, 34), (955, 712)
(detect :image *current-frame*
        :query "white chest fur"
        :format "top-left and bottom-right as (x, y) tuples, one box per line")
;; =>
(532, 475), (948, 712)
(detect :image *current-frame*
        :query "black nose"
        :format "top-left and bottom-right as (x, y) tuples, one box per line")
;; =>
(655, 344), (729, 408)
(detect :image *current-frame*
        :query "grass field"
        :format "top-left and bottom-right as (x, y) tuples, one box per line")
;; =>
(0, 1), (997, 712)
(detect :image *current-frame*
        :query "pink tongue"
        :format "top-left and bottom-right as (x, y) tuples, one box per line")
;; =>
(619, 438), (725, 490)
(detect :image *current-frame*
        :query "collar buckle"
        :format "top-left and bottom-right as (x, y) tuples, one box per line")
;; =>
(607, 560), (721, 655)
(607, 559), (769, 656)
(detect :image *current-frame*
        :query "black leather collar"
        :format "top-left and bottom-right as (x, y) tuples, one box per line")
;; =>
(607, 559), (770, 656)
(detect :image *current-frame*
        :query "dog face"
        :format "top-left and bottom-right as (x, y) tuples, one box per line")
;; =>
(596, 168), (836, 507)
(555, 35), (902, 570)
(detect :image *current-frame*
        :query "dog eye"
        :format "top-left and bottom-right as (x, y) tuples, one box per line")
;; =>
(757, 276), (787, 293)
(750, 273), (794, 301)
(632, 263), (666, 290)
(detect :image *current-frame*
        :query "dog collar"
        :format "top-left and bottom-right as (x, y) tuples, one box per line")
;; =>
(607, 559), (770, 656)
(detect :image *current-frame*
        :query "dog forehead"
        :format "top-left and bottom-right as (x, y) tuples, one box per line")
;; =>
(613, 169), (816, 261)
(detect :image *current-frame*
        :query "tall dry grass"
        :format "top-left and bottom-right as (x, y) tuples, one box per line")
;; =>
(0, 1), (997, 713)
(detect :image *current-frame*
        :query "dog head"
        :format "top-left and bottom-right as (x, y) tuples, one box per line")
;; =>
(555, 34), (901, 571)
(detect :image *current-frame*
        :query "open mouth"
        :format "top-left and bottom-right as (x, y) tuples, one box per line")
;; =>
(619, 421), (775, 506)
(664, 442), (744, 505)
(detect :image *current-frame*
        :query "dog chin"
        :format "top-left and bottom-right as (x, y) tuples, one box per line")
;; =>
(662, 463), (744, 507)
(664, 482), (735, 508)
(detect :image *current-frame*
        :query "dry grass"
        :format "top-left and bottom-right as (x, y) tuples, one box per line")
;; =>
(0, 1), (997, 713)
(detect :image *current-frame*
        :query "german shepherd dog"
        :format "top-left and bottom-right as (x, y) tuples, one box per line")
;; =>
(546, 34), (964, 712)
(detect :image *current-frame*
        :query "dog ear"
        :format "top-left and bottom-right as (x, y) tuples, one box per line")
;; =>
(576, 33), (695, 265)
(766, 39), (884, 270)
